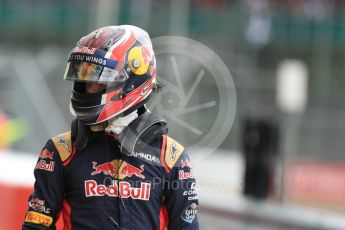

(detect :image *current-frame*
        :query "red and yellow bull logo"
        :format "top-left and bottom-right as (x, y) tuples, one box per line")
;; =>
(121, 164), (145, 179)
(39, 149), (54, 160)
(88, 160), (150, 200)
(91, 160), (145, 179)
(91, 161), (116, 176)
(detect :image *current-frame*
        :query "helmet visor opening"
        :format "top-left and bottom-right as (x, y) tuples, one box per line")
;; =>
(64, 61), (128, 84)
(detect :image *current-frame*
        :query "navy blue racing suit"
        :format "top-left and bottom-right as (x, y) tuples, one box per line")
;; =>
(22, 130), (199, 229)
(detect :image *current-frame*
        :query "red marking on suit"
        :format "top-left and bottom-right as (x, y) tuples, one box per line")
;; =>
(91, 161), (116, 176)
(121, 164), (145, 179)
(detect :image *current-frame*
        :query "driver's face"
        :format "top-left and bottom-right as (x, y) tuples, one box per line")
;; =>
(85, 83), (106, 94)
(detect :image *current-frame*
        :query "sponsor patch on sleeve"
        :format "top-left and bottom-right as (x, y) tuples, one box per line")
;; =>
(182, 182), (198, 201)
(36, 149), (55, 172)
(35, 160), (55, 172)
(29, 197), (51, 214)
(24, 211), (53, 227)
(181, 203), (199, 223)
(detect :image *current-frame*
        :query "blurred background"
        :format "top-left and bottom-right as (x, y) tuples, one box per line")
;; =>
(1, 0), (345, 229)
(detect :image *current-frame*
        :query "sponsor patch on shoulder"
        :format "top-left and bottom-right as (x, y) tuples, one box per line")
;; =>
(51, 131), (72, 162)
(164, 137), (184, 169)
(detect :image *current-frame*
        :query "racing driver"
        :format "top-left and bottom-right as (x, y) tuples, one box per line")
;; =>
(22, 25), (199, 229)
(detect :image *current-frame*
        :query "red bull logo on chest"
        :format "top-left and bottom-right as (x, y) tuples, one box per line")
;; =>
(121, 164), (145, 179)
(87, 160), (150, 200)
(85, 180), (151, 201)
(91, 161), (116, 176)
(90, 160), (145, 179)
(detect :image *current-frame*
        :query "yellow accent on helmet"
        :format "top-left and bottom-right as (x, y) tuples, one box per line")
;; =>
(128, 46), (150, 75)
